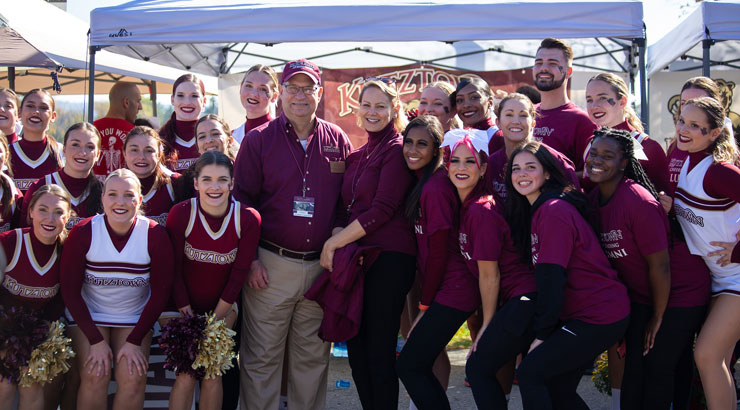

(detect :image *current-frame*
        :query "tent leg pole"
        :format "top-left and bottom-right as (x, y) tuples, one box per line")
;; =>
(8, 68), (15, 91)
(638, 38), (648, 134)
(87, 46), (97, 122)
(151, 81), (157, 117)
(702, 39), (711, 77)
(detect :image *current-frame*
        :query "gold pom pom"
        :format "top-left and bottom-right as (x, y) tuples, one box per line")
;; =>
(191, 314), (236, 380)
(19, 321), (76, 387)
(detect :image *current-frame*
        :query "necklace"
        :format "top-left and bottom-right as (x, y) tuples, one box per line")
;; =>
(346, 137), (385, 214)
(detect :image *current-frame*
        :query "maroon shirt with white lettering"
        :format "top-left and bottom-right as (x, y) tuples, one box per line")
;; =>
(414, 168), (475, 311)
(590, 178), (669, 305)
(531, 198), (629, 324)
(342, 122), (415, 255)
(533, 102), (597, 171)
(485, 143), (578, 202)
(233, 113), (351, 252)
(459, 195), (535, 304)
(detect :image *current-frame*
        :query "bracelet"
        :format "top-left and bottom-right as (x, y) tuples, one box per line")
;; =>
(418, 303), (430, 311)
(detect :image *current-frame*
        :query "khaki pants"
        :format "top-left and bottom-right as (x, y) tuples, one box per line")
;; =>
(240, 247), (330, 410)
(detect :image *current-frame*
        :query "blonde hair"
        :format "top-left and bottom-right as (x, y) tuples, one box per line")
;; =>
(27, 184), (73, 244)
(104, 168), (144, 215)
(588, 73), (643, 132)
(242, 64), (279, 94)
(422, 81), (461, 129)
(358, 80), (407, 133)
(685, 97), (738, 164)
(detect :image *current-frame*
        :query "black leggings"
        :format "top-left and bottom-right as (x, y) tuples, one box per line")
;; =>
(466, 293), (537, 409)
(517, 317), (629, 410)
(621, 303), (706, 410)
(347, 251), (416, 410)
(397, 302), (472, 410)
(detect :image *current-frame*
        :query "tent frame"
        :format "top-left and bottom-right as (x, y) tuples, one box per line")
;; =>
(87, 1), (648, 130)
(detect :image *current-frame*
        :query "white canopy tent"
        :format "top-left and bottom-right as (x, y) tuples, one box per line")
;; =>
(647, 0), (740, 78)
(88, 0), (648, 125)
(0, 0), (217, 100)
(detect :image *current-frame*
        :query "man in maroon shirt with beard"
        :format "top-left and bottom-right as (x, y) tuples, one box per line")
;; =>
(532, 38), (597, 172)
(93, 81), (142, 178)
(233, 58), (352, 410)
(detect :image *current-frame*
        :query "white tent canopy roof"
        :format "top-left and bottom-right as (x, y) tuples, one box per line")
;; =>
(647, 0), (740, 78)
(89, 0), (645, 76)
(0, 0), (217, 91)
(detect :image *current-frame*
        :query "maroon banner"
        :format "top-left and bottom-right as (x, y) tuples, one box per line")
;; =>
(317, 64), (533, 148)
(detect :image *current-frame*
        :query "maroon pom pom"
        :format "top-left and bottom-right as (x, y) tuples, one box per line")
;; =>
(159, 313), (206, 379)
(0, 306), (50, 383)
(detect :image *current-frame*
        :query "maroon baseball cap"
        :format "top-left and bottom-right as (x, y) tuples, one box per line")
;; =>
(281, 59), (322, 85)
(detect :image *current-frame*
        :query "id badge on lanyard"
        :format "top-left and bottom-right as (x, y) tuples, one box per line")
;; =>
(293, 195), (315, 218)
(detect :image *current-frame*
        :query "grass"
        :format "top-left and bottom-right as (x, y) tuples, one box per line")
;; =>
(447, 323), (472, 350)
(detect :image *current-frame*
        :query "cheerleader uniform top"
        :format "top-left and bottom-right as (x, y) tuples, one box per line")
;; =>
(140, 171), (180, 226)
(21, 169), (98, 229)
(60, 214), (174, 346)
(0, 227), (62, 319)
(166, 197), (260, 314)
(674, 150), (740, 293)
(10, 137), (61, 193)
(232, 113), (272, 145)
(166, 120), (200, 172)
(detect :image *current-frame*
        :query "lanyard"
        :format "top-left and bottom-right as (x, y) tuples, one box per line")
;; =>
(283, 121), (316, 197)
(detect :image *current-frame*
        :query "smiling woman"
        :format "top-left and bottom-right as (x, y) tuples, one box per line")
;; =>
(165, 151), (260, 410)
(20, 122), (103, 230)
(61, 168), (174, 410)
(320, 79), (416, 410)
(159, 74), (208, 171)
(123, 126), (180, 226)
(11, 89), (63, 194)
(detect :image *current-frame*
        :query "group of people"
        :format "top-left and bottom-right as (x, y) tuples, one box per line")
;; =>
(0, 36), (737, 410)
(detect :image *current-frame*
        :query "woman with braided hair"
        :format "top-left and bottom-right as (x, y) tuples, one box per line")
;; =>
(586, 127), (703, 409)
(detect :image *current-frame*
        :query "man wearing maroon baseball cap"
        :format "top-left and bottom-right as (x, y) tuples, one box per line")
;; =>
(281, 58), (322, 86)
(234, 58), (352, 410)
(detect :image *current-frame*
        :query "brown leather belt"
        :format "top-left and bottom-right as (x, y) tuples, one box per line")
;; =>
(259, 240), (320, 261)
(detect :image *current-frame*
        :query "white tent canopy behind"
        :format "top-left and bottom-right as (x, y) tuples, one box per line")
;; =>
(647, 0), (740, 78)
(88, 0), (647, 125)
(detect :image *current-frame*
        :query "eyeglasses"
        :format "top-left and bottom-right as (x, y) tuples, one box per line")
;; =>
(364, 77), (398, 87)
(282, 84), (320, 95)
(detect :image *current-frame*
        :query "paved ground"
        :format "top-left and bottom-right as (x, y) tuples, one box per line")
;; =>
(326, 349), (611, 410)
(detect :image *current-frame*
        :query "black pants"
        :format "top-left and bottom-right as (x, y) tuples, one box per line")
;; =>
(621, 303), (706, 410)
(397, 302), (472, 410)
(347, 251), (416, 410)
(466, 293), (537, 409)
(221, 293), (242, 410)
(517, 317), (629, 410)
